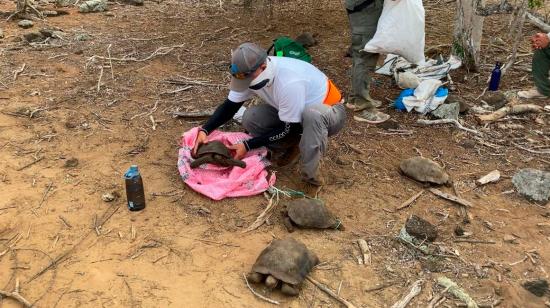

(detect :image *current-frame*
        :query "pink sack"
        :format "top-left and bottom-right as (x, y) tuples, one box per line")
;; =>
(178, 127), (276, 200)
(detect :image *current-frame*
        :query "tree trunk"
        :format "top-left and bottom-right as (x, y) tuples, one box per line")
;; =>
(453, 0), (485, 71)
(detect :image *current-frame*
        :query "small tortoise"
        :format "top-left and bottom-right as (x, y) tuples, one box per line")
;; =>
(399, 156), (449, 185)
(282, 198), (344, 232)
(247, 238), (319, 296)
(190, 141), (246, 169)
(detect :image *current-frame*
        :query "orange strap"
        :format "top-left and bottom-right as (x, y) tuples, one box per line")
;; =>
(323, 79), (342, 106)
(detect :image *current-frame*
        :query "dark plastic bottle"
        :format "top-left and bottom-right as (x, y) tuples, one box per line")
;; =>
(124, 165), (146, 211)
(488, 62), (502, 91)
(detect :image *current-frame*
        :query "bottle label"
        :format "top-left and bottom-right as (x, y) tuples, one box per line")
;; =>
(128, 201), (134, 209)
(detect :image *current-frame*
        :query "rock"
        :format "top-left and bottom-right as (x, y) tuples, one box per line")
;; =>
(0, 28), (4, 39)
(75, 33), (91, 41)
(503, 234), (517, 244)
(23, 32), (45, 43)
(378, 119), (399, 130)
(79, 0), (107, 13)
(522, 279), (549, 297)
(481, 91), (507, 109)
(399, 156), (450, 185)
(18, 20), (34, 29)
(39, 28), (63, 38)
(125, 0), (143, 5)
(454, 225), (465, 236)
(477, 170), (500, 185)
(64, 158), (79, 168)
(458, 101), (470, 113)
(405, 215), (438, 242)
(512, 169), (550, 202)
(335, 156), (351, 166)
(294, 32), (317, 48)
(74, 49), (84, 55)
(458, 139), (476, 149)
(104, 11), (115, 16)
(101, 191), (119, 202)
(432, 103), (460, 120)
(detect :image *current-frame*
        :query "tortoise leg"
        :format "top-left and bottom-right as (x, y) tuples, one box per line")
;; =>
(190, 156), (209, 168)
(264, 275), (279, 289)
(281, 283), (299, 296)
(246, 272), (264, 284)
(227, 158), (246, 168)
(283, 217), (295, 233)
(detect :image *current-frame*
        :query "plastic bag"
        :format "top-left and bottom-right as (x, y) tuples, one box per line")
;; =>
(364, 0), (425, 65)
(399, 79), (448, 114)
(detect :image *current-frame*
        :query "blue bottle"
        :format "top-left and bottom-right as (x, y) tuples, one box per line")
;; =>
(124, 165), (146, 211)
(488, 62), (501, 91)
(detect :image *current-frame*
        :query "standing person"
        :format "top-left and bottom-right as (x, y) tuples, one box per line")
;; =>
(193, 42), (346, 186)
(518, 32), (550, 99)
(344, 0), (390, 123)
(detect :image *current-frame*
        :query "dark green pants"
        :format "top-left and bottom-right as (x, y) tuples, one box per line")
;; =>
(347, 0), (383, 100)
(533, 47), (550, 96)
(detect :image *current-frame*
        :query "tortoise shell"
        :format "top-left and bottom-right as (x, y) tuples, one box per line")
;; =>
(399, 156), (449, 185)
(250, 238), (319, 286)
(190, 141), (246, 169)
(286, 198), (342, 230)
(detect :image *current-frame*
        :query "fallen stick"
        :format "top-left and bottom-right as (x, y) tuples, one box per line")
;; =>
(16, 156), (44, 171)
(390, 279), (423, 308)
(417, 119), (481, 135)
(429, 188), (473, 208)
(477, 104), (543, 123)
(13, 64), (26, 81)
(513, 143), (550, 155)
(526, 12), (550, 33)
(436, 276), (478, 308)
(242, 273), (280, 305)
(306, 276), (357, 308)
(243, 193), (276, 233)
(364, 281), (395, 292)
(453, 239), (496, 244)
(395, 190), (425, 211)
(346, 143), (365, 155)
(357, 239), (371, 265)
(172, 110), (214, 119)
(88, 44), (185, 62)
(0, 278), (31, 307)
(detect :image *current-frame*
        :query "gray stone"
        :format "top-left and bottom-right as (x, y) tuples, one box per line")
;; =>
(75, 33), (91, 41)
(405, 215), (438, 242)
(23, 32), (45, 43)
(512, 169), (550, 202)
(432, 102), (460, 120)
(18, 20), (34, 29)
(481, 91), (507, 109)
(125, 0), (143, 5)
(42, 10), (58, 16)
(79, 0), (107, 13)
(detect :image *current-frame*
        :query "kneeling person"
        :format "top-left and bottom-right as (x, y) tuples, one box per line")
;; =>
(193, 42), (346, 186)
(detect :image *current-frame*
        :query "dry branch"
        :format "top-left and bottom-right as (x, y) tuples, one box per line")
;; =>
(172, 110), (214, 118)
(243, 193), (276, 233)
(437, 276), (478, 308)
(0, 279), (31, 307)
(390, 279), (423, 308)
(16, 156), (44, 171)
(477, 104), (543, 122)
(88, 44), (185, 63)
(417, 119), (481, 135)
(395, 190), (425, 211)
(429, 188), (474, 208)
(527, 12), (550, 32)
(306, 276), (357, 308)
(242, 273), (279, 305)
(357, 239), (371, 265)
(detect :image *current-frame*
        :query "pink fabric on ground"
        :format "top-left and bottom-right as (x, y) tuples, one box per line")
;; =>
(178, 127), (276, 200)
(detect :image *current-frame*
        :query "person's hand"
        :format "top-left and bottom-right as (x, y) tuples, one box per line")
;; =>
(192, 130), (208, 157)
(532, 33), (550, 49)
(228, 143), (247, 160)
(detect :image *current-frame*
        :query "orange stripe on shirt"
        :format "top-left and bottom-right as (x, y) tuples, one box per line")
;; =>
(323, 79), (342, 106)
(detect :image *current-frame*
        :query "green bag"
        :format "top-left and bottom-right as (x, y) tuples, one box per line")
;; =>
(268, 36), (312, 63)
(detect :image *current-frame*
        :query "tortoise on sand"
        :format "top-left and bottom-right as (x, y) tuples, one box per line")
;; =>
(247, 238), (319, 296)
(399, 156), (450, 185)
(282, 198), (344, 232)
(190, 141), (246, 169)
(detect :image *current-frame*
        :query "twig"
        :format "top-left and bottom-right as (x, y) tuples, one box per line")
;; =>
(130, 101), (158, 120)
(357, 239), (371, 265)
(395, 190), (425, 211)
(88, 44), (185, 62)
(13, 64), (26, 81)
(436, 276), (478, 308)
(513, 143), (550, 155)
(346, 143), (365, 155)
(172, 110), (214, 118)
(243, 193), (276, 233)
(391, 279), (423, 308)
(417, 119), (481, 135)
(107, 44), (114, 80)
(242, 273), (280, 305)
(427, 286), (451, 308)
(180, 236), (240, 248)
(364, 281), (396, 292)
(96, 66), (104, 92)
(429, 188), (473, 208)
(59, 216), (72, 229)
(477, 104), (543, 122)
(36, 182), (54, 209)
(306, 276), (357, 308)
(526, 12), (550, 32)
(16, 156), (44, 171)
(0, 278), (31, 307)
(454, 239), (496, 244)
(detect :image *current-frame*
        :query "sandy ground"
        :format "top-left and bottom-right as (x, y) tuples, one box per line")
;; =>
(0, 0), (549, 307)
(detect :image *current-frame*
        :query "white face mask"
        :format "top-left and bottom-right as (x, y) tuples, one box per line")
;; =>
(249, 58), (275, 90)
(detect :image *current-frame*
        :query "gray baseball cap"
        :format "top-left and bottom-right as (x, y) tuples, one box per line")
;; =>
(229, 42), (267, 92)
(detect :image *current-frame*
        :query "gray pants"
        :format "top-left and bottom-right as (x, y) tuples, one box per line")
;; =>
(348, 0), (383, 100)
(242, 103), (346, 180)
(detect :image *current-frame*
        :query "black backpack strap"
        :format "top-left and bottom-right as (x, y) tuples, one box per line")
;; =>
(266, 43), (275, 56)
